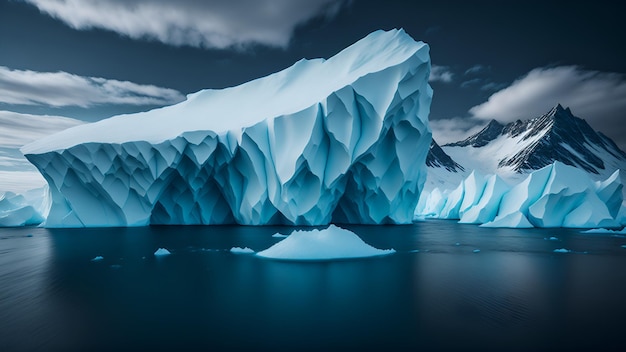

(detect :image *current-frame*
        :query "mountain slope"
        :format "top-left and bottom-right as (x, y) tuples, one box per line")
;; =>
(426, 139), (464, 172)
(426, 104), (626, 191)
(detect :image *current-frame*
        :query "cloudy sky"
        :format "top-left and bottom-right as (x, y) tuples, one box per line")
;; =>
(1, 0), (625, 171)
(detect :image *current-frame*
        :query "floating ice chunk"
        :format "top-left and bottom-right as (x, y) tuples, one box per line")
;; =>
(91, 256), (104, 261)
(256, 224), (395, 261)
(473, 249), (481, 253)
(230, 247), (255, 254)
(581, 228), (623, 234)
(271, 233), (288, 238)
(548, 237), (559, 241)
(553, 248), (571, 253)
(621, 245), (626, 249)
(154, 248), (171, 256)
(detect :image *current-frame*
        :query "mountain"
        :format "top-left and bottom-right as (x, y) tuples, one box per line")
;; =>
(445, 104), (626, 175)
(425, 104), (626, 191)
(425, 139), (464, 172)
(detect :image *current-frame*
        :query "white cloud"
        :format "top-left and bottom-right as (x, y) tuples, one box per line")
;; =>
(0, 110), (84, 148)
(429, 65), (454, 83)
(22, 0), (348, 49)
(464, 64), (489, 76)
(469, 65), (626, 150)
(429, 117), (486, 145)
(0, 110), (85, 190)
(0, 66), (185, 108)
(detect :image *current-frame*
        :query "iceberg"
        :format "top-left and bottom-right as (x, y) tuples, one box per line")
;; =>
(154, 248), (171, 256)
(460, 174), (508, 224)
(22, 29), (432, 227)
(0, 190), (47, 227)
(417, 162), (624, 229)
(256, 224), (395, 261)
(479, 211), (534, 229)
(230, 247), (255, 254)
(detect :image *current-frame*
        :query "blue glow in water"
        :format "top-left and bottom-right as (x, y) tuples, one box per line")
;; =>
(1, 220), (626, 350)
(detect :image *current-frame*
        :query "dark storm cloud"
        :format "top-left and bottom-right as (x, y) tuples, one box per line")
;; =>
(21, 0), (350, 49)
(0, 66), (185, 107)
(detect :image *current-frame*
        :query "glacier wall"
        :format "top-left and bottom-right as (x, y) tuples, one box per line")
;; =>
(22, 29), (432, 227)
(415, 162), (624, 228)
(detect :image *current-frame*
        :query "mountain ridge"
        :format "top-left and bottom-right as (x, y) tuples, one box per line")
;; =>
(425, 104), (626, 191)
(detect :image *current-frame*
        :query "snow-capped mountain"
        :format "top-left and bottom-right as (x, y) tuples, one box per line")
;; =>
(426, 104), (626, 190)
(425, 139), (464, 172)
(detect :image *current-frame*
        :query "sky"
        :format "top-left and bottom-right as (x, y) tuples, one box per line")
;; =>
(1, 0), (626, 181)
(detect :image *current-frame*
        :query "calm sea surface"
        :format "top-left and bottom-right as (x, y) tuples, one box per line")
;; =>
(1, 220), (626, 351)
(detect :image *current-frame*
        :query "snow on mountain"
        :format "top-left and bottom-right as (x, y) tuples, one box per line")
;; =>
(426, 104), (626, 192)
(22, 29), (433, 227)
(443, 104), (626, 182)
(423, 139), (467, 192)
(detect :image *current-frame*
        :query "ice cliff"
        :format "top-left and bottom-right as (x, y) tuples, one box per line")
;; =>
(21, 29), (432, 227)
(415, 162), (624, 228)
(0, 188), (49, 227)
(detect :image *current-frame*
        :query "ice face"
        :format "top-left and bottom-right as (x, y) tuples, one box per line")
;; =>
(22, 29), (432, 227)
(0, 190), (46, 227)
(459, 174), (508, 224)
(417, 161), (624, 229)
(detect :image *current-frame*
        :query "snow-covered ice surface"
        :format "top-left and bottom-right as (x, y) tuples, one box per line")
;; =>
(256, 225), (395, 261)
(230, 247), (255, 254)
(416, 162), (623, 229)
(22, 29), (432, 227)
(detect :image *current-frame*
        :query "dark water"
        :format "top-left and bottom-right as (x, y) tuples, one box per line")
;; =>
(1, 221), (626, 351)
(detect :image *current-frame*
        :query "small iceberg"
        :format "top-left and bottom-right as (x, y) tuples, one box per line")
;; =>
(473, 249), (481, 253)
(272, 233), (288, 238)
(90, 256), (104, 262)
(256, 224), (395, 261)
(553, 248), (571, 253)
(154, 248), (171, 256)
(230, 247), (255, 254)
(581, 228), (626, 235)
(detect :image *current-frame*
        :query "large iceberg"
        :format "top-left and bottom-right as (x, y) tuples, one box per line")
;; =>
(22, 29), (432, 227)
(415, 162), (623, 228)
